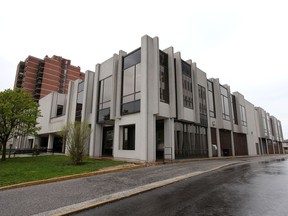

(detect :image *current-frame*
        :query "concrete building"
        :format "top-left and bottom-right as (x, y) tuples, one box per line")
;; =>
(14, 55), (85, 102)
(18, 35), (285, 161)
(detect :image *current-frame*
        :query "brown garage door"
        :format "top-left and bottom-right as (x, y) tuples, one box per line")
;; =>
(220, 130), (232, 156)
(233, 133), (248, 156)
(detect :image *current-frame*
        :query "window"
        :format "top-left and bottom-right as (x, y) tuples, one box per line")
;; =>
(123, 49), (141, 70)
(198, 85), (207, 126)
(78, 81), (85, 92)
(270, 118), (274, 136)
(182, 60), (193, 109)
(207, 80), (216, 118)
(262, 113), (268, 136)
(220, 85), (230, 121)
(56, 105), (64, 117)
(240, 105), (247, 126)
(121, 125), (135, 150)
(174, 122), (208, 158)
(159, 50), (169, 103)
(121, 48), (141, 115)
(277, 121), (283, 139)
(75, 81), (84, 121)
(98, 76), (111, 122)
(231, 95), (238, 124)
(266, 114), (271, 135)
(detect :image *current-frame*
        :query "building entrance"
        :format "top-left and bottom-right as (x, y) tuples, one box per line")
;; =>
(102, 126), (114, 156)
(156, 120), (164, 160)
(53, 136), (63, 153)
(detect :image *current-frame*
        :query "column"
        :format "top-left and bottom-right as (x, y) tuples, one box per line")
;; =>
(231, 131), (235, 156)
(164, 118), (175, 160)
(216, 128), (221, 157)
(48, 134), (54, 150)
(207, 127), (213, 158)
(33, 136), (40, 148)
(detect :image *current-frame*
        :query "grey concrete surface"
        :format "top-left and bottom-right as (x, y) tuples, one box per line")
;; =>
(0, 155), (287, 216)
(77, 157), (288, 216)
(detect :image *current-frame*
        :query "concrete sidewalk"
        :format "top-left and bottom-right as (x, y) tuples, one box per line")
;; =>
(0, 155), (287, 216)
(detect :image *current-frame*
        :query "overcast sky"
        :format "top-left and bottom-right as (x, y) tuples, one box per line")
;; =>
(0, 0), (287, 139)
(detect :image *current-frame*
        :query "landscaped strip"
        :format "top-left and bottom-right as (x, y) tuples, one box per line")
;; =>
(0, 155), (129, 188)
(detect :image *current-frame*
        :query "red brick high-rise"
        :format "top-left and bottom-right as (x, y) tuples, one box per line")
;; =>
(14, 55), (85, 101)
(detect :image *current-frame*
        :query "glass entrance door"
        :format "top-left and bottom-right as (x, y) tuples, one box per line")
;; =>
(102, 126), (114, 156)
(156, 120), (164, 160)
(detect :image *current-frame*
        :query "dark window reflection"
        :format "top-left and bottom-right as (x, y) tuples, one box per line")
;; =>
(198, 85), (207, 127)
(182, 60), (193, 109)
(208, 80), (216, 118)
(123, 48), (141, 70)
(121, 100), (140, 114)
(98, 108), (110, 122)
(160, 50), (169, 103)
(75, 81), (84, 121)
(122, 125), (135, 150)
(232, 94), (238, 124)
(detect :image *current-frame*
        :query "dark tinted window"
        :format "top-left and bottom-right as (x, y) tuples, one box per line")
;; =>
(181, 60), (191, 77)
(121, 100), (140, 114)
(182, 62), (193, 109)
(123, 125), (135, 150)
(232, 95), (238, 124)
(198, 85), (207, 126)
(56, 105), (64, 117)
(207, 80), (216, 118)
(159, 50), (169, 103)
(123, 48), (141, 70)
(98, 108), (110, 122)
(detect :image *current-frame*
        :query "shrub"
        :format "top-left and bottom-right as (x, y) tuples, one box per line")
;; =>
(58, 121), (91, 165)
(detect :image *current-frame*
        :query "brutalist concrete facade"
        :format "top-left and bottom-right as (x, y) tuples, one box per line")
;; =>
(20, 35), (284, 162)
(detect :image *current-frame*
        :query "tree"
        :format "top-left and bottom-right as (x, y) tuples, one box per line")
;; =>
(58, 121), (91, 165)
(0, 89), (41, 161)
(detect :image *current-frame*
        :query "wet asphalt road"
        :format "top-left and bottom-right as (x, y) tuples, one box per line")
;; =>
(75, 159), (288, 216)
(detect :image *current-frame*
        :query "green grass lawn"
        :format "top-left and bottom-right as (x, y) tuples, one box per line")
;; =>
(0, 155), (126, 187)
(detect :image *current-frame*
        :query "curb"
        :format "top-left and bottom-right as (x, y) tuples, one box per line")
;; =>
(2, 155), (286, 191)
(43, 162), (238, 216)
(0, 163), (145, 191)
